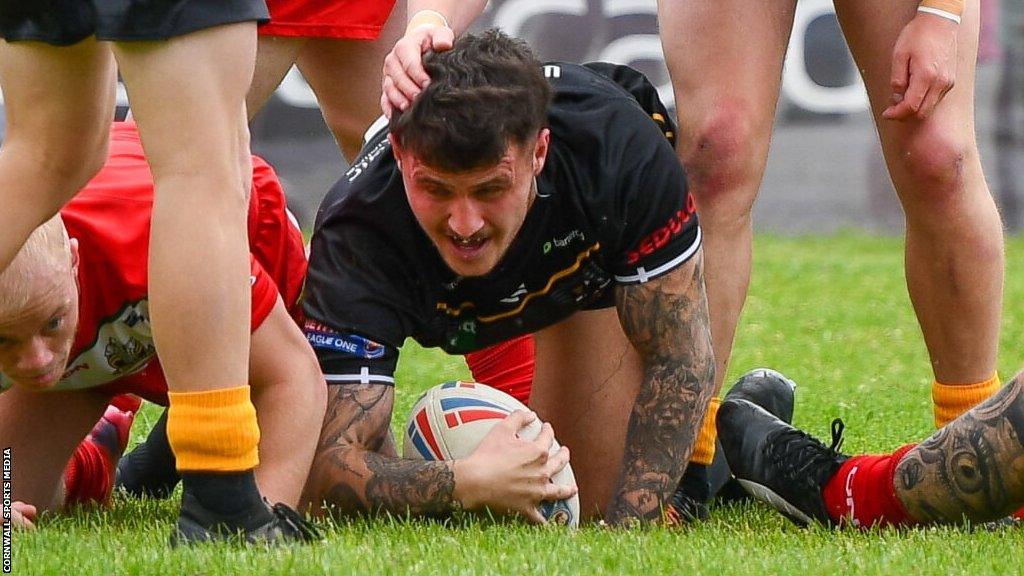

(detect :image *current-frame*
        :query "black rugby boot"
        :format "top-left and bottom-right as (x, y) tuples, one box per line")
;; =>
(717, 398), (848, 526)
(172, 492), (321, 546)
(710, 368), (798, 503)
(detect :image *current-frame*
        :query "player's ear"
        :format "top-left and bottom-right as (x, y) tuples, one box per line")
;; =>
(69, 238), (80, 275)
(388, 134), (404, 172)
(532, 129), (550, 175)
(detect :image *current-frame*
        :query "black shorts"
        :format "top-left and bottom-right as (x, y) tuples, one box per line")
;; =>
(0, 0), (269, 46)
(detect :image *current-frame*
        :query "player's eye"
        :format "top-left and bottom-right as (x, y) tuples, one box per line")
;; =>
(475, 186), (505, 200)
(43, 316), (64, 332)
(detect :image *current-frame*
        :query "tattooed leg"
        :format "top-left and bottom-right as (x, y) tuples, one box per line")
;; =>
(895, 372), (1024, 524)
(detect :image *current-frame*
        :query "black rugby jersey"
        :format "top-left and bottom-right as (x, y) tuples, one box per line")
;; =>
(302, 62), (701, 385)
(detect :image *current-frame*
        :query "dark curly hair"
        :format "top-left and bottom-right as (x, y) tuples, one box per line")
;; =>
(389, 29), (552, 172)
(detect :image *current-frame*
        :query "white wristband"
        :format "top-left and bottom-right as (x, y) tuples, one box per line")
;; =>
(917, 6), (962, 24)
(408, 9), (451, 31)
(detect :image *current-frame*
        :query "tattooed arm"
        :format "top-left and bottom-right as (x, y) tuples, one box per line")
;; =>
(303, 383), (459, 517)
(303, 382), (574, 520)
(606, 251), (716, 525)
(894, 372), (1024, 524)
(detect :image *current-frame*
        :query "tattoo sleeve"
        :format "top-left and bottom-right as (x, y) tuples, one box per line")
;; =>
(894, 372), (1024, 524)
(605, 252), (716, 525)
(304, 384), (459, 518)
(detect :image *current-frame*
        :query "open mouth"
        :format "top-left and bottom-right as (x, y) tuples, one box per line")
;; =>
(447, 234), (488, 258)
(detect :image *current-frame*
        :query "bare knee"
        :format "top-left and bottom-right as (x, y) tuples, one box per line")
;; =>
(5, 126), (109, 215)
(891, 128), (976, 212)
(681, 102), (770, 217)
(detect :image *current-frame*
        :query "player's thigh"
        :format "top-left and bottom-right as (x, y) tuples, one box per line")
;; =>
(834, 0), (981, 163)
(111, 23), (258, 181)
(0, 38), (115, 179)
(657, 0), (796, 151)
(249, 35), (307, 117)
(530, 307), (643, 518)
(294, 2), (405, 159)
(0, 387), (110, 510)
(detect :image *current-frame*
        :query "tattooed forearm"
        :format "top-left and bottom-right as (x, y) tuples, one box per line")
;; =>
(305, 384), (458, 518)
(606, 252), (716, 525)
(894, 372), (1024, 524)
(364, 454), (457, 517)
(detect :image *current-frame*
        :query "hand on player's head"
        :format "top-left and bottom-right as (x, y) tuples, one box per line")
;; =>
(455, 410), (577, 523)
(381, 22), (455, 118)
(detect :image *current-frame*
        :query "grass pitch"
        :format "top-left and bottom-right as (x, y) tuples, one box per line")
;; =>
(11, 234), (1024, 575)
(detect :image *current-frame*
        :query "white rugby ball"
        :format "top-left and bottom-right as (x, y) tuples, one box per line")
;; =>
(402, 380), (580, 527)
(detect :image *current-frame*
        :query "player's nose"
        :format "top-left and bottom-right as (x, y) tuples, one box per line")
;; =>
(448, 197), (485, 238)
(15, 337), (56, 373)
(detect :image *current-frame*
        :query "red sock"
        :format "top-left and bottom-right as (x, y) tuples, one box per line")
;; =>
(1014, 508), (1024, 521)
(63, 401), (138, 506)
(465, 335), (535, 405)
(64, 439), (115, 506)
(821, 444), (917, 528)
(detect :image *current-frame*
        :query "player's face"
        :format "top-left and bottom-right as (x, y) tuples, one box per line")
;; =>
(393, 130), (550, 277)
(0, 246), (80, 391)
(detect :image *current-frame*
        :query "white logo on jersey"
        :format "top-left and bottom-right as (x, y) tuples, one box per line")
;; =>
(345, 138), (391, 182)
(543, 65), (562, 79)
(500, 284), (529, 304)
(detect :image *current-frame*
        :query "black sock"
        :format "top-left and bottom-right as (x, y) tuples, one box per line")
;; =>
(116, 409), (181, 498)
(180, 470), (264, 517)
(677, 463), (711, 504)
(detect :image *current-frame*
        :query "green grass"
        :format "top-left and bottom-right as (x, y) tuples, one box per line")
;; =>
(12, 234), (1024, 575)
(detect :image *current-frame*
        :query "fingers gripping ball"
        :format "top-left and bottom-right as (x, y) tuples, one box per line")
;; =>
(403, 380), (580, 527)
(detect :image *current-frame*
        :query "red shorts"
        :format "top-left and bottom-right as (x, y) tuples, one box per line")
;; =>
(465, 335), (536, 406)
(260, 0), (396, 39)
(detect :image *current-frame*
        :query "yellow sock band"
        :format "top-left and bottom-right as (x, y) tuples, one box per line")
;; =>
(933, 372), (1000, 428)
(690, 397), (721, 466)
(167, 385), (260, 473)
(918, 0), (963, 23)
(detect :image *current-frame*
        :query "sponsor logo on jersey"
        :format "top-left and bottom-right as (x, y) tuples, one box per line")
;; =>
(626, 194), (697, 265)
(542, 229), (585, 255)
(345, 138), (391, 182)
(304, 321), (385, 359)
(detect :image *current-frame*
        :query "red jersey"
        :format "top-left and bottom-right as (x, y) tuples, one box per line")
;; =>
(260, 0), (397, 39)
(0, 122), (307, 405)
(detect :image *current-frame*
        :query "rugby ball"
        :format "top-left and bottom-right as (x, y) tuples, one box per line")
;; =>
(403, 380), (580, 527)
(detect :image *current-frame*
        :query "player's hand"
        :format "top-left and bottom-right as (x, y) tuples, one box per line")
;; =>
(453, 410), (577, 524)
(5, 501), (37, 530)
(381, 22), (455, 118)
(882, 12), (959, 121)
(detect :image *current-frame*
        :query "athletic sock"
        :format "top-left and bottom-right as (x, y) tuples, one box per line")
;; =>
(933, 373), (1000, 428)
(180, 471), (265, 517)
(166, 385), (263, 517)
(64, 439), (114, 506)
(116, 409), (181, 498)
(64, 403), (138, 506)
(821, 444), (916, 528)
(690, 397), (721, 466)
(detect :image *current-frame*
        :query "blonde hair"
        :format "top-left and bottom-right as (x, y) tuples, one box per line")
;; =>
(0, 214), (72, 312)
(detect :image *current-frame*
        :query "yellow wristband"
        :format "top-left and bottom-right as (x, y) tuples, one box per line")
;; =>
(407, 9), (450, 33)
(918, 0), (963, 24)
